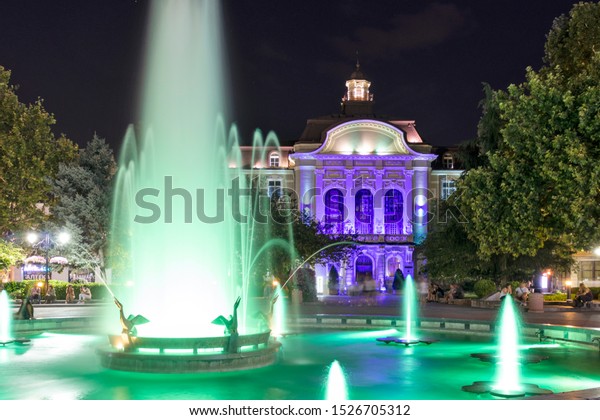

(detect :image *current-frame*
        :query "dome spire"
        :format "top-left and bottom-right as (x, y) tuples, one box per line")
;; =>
(341, 55), (374, 115)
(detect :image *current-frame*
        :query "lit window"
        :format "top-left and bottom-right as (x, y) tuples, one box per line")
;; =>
(267, 179), (282, 198)
(384, 190), (403, 234)
(355, 189), (373, 234)
(324, 189), (345, 234)
(442, 153), (454, 169)
(270, 153), (280, 168)
(440, 176), (456, 200)
(579, 261), (600, 281)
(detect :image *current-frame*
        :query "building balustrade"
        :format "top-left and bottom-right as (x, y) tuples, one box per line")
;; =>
(356, 234), (413, 244)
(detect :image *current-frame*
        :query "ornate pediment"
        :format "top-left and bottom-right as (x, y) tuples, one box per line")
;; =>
(319, 121), (409, 155)
(290, 119), (437, 162)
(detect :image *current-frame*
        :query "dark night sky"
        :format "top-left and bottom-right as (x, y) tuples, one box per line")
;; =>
(0, 0), (581, 152)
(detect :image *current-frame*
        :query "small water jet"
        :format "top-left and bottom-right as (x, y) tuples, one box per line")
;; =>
(376, 275), (435, 346)
(0, 290), (30, 346)
(462, 296), (552, 398)
(270, 282), (286, 338)
(325, 360), (349, 400)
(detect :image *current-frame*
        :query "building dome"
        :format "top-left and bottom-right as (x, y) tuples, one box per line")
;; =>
(350, 63), (367, 80)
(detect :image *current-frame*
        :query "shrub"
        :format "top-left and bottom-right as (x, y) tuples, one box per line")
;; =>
(0, 281), (109, 301)
(473, 279), (496, 298)
(328, 266), (339, 294)
(293, 268), (317, 302)
(392, 269), (404, 291)
(543, 293), (567, 302)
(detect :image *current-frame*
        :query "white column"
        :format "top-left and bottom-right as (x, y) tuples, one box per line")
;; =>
(315, 168), (324, 222)
(345, 169), (355, 233)
(374, 169), (384, 234)
(404, 170), (413, 235)
(295, 163), (316, 217)
(413, 164), (429, 244)
(376, 246), (385, 289)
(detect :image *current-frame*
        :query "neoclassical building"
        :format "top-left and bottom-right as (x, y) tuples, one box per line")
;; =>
(237, 63), (463, 294)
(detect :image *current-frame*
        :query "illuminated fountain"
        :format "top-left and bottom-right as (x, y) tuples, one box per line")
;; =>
(376, 275), (434, 346)
(0, 290), (13, 345)
(0, 290), (30, 346)
(270, 282), (286, 338)
(97, 0), (281, 373)
(325, 360), (349, 400)
(463, 296), (552, 398)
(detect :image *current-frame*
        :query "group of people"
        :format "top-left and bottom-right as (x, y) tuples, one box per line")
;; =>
(497, 282), (530, 305)
(27, 285), (57, 303)
(25, 284), (92, 305)
(573, 283), (594, 308)
(426, 283), (464, 303)
(13, 284), (94, 320)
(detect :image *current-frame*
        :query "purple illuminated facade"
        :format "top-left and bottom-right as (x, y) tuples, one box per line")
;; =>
(235, 63), (463, 294)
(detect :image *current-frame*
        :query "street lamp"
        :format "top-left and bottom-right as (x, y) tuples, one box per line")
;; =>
(565, 280), (572, 302)
(27, 231), (70, 302)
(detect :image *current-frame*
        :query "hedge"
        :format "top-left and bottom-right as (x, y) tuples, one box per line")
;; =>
(1, 281), (110, 301)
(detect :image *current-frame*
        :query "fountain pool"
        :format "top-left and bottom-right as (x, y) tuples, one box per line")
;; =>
(1, 329), (598, 400)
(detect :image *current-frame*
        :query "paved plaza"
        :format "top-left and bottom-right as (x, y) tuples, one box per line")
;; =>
(24, 294), (600, 330)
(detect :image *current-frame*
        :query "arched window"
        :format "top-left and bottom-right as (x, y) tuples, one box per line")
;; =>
(355, 255), (373, 284)
(355, 189), (373, 234)
(384, 189), (403, 234)
(324, 189), (345, 234)
(269, 152), (280, 168)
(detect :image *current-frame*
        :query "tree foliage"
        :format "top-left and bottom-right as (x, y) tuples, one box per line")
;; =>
(250, 191), (356, 286)
(0, 239), (24, 272)
(456, 2), (600, 263)
(0, 66), (78, 234)
(49, 134), (116, 272)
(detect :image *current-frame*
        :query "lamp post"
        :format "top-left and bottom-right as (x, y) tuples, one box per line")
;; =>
(566, 280), (572, 302)
(27, 231), (70, 302)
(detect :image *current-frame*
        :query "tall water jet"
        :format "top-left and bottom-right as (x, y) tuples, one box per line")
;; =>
(99, 0), (282, 372)
(109, 0), (236, 338)
(325, 360), (349, 400)
(0, 290), (12, 344)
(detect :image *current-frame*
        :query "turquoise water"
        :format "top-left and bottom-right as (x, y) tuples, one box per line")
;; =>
(0, 330), (598, 400)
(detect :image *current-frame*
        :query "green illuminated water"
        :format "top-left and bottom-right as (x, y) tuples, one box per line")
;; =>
(1, 331), (599, 399)
(493, 296), (522, 393)
(271, 283), (285, 337)
(325, 360), (348, 400)
(109, 0), (286, 338)
(402, 275), (418, 340)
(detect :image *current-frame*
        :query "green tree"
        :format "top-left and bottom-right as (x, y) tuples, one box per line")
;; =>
(0, 239), (24, 272)
(457, 2), (600, 262)
(250, 190), (356, 287)
(0, 66), (78, 234)
(49, 134), (116, 275)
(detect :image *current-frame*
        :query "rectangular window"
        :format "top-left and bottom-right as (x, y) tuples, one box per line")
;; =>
(269, 154), (280, 167)
(267, 179), (282, 198)
(579, 261), (600, 281)
(442, 155), (454, 169)
(440, 176), (456, 200)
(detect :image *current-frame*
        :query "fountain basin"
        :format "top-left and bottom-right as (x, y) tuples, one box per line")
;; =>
(0, 338), (31, 346)
(97, 331), (281, 373)
(2, 330), (599, 399)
